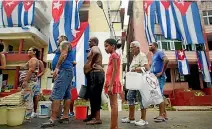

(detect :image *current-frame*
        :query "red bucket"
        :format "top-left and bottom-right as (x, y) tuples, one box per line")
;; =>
(75, 106), (88, 120)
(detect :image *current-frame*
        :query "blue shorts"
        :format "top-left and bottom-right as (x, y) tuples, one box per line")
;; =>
(127, 90), (145, 109)
(157, 75), (166, 95)
(51, 68), (73, 100)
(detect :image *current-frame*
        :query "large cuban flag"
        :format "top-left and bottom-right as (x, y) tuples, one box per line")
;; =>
(171, 1), (205, 44)
(71, 22), (89, 92)
(156, 1), (181, 40)
(175, 50), (190, 75)
(144, 0), (156, 44)
(2, 0), (22, 27)
(21, 0), (35, 27)
(49, 0), (72, 53)
(196, 51), (211, 82)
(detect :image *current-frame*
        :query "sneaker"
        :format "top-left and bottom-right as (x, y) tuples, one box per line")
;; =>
(135, 119), (148, 126)
(121, 117), (136, 123)
(69, 112), (75, 117)
(31, 112), (37, 118)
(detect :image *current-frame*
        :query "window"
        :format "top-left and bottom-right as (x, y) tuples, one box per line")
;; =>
(110, 10), (121, 23)
(165, 68), (171, 82)
(175, 69), (186, 82)
(203, 10), (212, 25)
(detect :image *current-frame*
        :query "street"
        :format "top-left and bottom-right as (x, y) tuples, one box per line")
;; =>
(1, 111), (212, 129)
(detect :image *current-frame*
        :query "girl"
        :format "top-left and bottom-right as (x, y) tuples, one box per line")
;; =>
(104, 38), (122, 129)
(20, 47), (40, 120)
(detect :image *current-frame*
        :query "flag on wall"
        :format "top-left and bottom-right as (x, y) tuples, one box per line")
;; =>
(144, 0), (156, 44)
(196, 51), (211, 82)
(49, 0), (73, 53)
(71, 22), (89, 92)
(175, 50), (190, 75)
(171, 1), (205, 44)
(21, 0), (35, 27)
(156, 1), (181, 40)
(2, 0), (22, 27)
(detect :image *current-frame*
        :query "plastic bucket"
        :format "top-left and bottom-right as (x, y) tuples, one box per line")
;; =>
(38, 101), (52, 118)
(7, 107), (26, 127)
(0, 107), (7, 125)
(75, 106), (88, 120)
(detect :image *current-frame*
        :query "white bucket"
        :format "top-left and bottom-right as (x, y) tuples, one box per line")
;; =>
(38, 101), (52, 118)
(108, 99), (122, 112)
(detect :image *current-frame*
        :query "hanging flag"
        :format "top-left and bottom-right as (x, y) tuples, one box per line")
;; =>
(0, 1), (3, 28)
(75, 0), (84, 29)
(71, 22), (89, 92)
(196, 51), (211, 82)
(171, 1), (205, 44)
(21, 0), (35, 27)
(175, 50), (190, 75)
(144, 0), (156, 44)
(49, 0), (72, 53)
(2, 0), (22, 27)
(156, 1), (181, 40)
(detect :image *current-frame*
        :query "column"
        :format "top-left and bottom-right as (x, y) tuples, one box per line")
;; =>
(14, 39), (24, 89)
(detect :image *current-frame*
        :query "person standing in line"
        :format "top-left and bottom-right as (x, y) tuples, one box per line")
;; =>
(41, 36), (74, 127)
(121, 41), (149, 126)
(31, 59), (44, 118)
(149, 42), (169, 122)
(83, 37), (105, 124)
(0, 43), (6, 92)
(104, 38), (122, 129)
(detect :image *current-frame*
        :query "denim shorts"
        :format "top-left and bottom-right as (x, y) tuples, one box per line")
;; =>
(127, 90), (145, 109)
(51, 68), (73, 100)
(157, 75), (166, 95)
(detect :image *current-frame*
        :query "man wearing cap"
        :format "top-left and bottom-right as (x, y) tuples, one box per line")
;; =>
(121, 41), (150, 126)
(83, 37), (105, 124)
(41, 35), (74, 127)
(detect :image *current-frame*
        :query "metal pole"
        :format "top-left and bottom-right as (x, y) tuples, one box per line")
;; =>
(106, 0), (114, 38)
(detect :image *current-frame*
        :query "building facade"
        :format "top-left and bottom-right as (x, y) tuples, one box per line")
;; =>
(126, 0), (212, 95)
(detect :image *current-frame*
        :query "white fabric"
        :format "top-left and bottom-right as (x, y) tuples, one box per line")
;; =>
(129, 52), (148, 71)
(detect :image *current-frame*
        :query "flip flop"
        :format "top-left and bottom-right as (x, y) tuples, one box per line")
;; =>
(154, 116), (166, 123)
(86, 119), (102, 125)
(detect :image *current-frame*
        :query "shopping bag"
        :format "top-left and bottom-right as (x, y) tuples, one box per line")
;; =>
(78, 85), (89, 100)
(71, 88), (78, 101)
(126, 72), (143, 90)
(138, 68), (164, 108)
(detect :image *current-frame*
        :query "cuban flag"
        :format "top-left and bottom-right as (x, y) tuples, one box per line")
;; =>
(21, 0), (35, 27)
(144, 0), (156, 44)
(175, 50), (190, 75)
(49, 0), (72, 53)
(71, 22), (89, 92)
(171, 1), (205, 44)
(156, 1), (181, 40)
(2, 0), (22, 27)
(196, 51), (211, 82)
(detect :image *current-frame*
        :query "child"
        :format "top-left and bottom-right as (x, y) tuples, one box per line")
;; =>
(104, 38), (122, 129)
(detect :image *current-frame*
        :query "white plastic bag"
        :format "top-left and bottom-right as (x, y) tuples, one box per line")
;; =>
(138, 68), (164, 108)
(126, 72), (143, 90)
(101, 92), (109, 105)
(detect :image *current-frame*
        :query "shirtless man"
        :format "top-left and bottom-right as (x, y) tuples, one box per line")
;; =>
(83, 37), (105, 124)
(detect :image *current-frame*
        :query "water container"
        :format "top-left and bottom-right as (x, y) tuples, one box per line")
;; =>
(75, 106), (88, 120)
(38, 101), (52, 118)
(0, 107), (7, 125)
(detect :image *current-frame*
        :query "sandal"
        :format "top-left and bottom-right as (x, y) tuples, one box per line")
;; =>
(41, 119), (56, 128)
(154, 116), (166, 123)
(83, 115), (93, 122)
(58, 118), (69, 123)
(86, 118), (102, 125)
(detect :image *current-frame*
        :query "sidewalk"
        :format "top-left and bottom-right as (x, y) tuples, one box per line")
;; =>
(1, 110), (212, 129)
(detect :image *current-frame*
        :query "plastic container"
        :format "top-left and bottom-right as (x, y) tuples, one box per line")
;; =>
(0, 107), (7, 125)
(7, 107), (26, 126)
(108, 99), (122, 112)
(75, 106), (88, 120)
(42, 90), (52, 95)
(38, 101), (52, 118)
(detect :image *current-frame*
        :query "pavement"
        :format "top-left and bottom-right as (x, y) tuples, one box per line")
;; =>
(1, 110), (212, 129)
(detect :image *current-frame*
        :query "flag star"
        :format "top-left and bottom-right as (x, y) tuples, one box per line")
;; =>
(26, 2), (31, 6)
(179, 51), (184, 57)
(6, 1), (14, 6)
(72, 29), (79, 37)
(53, 1), (62, 10)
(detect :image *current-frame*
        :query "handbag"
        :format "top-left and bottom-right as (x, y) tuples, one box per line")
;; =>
(78, 85), (89, 100)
